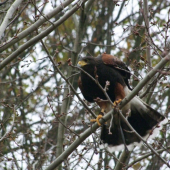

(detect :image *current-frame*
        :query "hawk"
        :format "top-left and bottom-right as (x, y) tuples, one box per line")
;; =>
(78, 53), (167, 151)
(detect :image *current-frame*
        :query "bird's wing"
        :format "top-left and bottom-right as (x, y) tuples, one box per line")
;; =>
(99, 53), (131, 89)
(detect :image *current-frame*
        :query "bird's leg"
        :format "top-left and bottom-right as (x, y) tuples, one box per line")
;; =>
(113, 83), (125, 107)
(91, 109), (104, 126)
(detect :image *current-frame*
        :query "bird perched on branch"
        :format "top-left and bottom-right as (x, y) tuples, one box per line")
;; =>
(77, 53), (167, 151)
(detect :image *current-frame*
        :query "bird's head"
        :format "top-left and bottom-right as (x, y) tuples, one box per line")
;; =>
(77, 56), (96, 68)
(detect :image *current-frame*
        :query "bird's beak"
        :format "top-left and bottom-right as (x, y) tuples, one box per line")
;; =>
(77, 61), (87, 67)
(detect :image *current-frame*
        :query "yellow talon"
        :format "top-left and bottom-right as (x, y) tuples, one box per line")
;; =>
(113, 99), (122, 107)
(90, 115), (103, 126)
(96, 115), (103, 126)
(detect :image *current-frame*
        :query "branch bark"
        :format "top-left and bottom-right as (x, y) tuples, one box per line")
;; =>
(0, 107), (15, 142)
(0, 0), (23, 39)
(114, 150), (131, 170)
(143, 0), (151, 68)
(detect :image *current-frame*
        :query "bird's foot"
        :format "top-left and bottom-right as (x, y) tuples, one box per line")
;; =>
(91, 112), (104, 126)
(113, 99), (122, 107)
(91, 115), (103, 126)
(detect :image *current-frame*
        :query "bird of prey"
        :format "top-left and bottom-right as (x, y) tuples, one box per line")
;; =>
(77, 53), (167, 151)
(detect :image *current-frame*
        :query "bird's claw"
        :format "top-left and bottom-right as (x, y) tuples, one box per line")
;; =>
(113, 99), (122, 107)
(91, 114), (103, 126)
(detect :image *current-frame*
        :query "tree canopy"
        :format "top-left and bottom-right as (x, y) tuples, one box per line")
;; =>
(0, 0), (170, 169)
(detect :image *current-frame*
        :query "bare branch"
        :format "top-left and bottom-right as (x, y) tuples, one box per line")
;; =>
(114, 150), (131, 170)
(0, 0), (23, 39)
(48, 55), (97, 118)
(0, 0), (9, 6)
(143, 0), (151, 68)
(0, 0), (74, 51)
(0, 107), (15, 142)
(0, 0), (89, 71)
(7, 1), (29, 27)
(125, 146), (170, 169)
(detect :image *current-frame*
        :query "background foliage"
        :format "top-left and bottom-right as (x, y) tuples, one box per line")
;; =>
(0, 0), (170, 169)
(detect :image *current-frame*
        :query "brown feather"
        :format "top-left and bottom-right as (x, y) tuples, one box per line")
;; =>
(100, 53), (131, 89)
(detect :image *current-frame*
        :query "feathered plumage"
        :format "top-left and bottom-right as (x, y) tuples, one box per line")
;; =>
(78, 53), (167, 151)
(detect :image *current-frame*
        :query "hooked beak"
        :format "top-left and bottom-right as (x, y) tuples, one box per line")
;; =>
(77, 60), (87, 67)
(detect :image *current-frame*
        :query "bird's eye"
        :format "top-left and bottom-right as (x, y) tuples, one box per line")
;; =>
(84, 59), (88, 62)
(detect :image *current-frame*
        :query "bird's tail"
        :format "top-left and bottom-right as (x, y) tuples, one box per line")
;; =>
(100, 96), (167, 152)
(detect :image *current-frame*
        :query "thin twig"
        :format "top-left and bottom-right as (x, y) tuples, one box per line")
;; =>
(7, 2), (29, 27)
(0, 0), (9, 6)
(47, 55), (97, 119)
(31, 0), (55, 27)
(0, 107), (16, 142)
(71, 65), (113, 105)
(125, 146), (170, 169)
(118, 109), (169, 168)
(0, 0), (88, 70)
(47, 96), (79, 137)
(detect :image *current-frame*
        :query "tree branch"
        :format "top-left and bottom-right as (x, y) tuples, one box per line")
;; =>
(114, 150), (131, 170)
(0, 0), (74, 51)
(0, 0), (89, 71)
(0, 0), (9, 6)
(0, 0), (23, 39)
(0, 107), (15, 142)
(125, 146), (170, 169)
(143, 0), (151, 68)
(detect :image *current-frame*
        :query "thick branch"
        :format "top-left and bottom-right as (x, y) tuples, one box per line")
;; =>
(0, 0), (23, 39)
(0, 108), (15, 142)
(114, 150), (131, 170)
(143, 0), (151, 67)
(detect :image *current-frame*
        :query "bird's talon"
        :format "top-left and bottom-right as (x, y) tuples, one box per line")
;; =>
(113, 99), (122, 107)
(90, 115), (103, 126)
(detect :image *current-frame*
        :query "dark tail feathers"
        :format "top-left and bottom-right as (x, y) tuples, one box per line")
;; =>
(100, 97), (167, 151)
